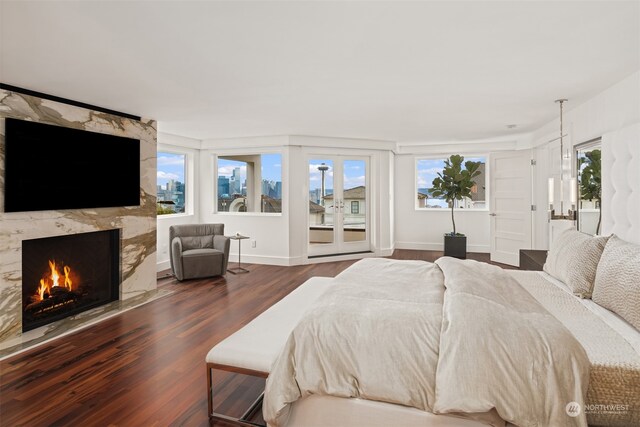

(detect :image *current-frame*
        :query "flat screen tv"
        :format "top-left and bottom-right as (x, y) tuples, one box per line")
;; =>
(4, 118), (140, 212)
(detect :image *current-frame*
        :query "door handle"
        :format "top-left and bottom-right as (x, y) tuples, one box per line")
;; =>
(489, 213), (497, 217)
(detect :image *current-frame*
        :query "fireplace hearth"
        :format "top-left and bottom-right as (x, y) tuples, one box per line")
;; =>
(21, 230), (120, 332)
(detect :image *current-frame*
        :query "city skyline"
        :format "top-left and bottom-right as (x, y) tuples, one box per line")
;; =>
(308, 159), (366, 193)
(157, 152), (185, 187)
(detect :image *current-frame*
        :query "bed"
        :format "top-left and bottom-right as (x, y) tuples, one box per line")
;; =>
(263, 230), (640, 427)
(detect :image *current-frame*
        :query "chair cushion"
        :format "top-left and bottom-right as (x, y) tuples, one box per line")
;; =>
(181, 249), (224, 279)
(180, 235), (214, 251)
(182, 248), (223, 257)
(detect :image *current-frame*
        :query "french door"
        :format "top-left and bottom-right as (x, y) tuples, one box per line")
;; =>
(308, 156), (370, 257)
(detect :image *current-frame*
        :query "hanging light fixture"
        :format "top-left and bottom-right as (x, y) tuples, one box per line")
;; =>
(547, 99), (575, 220)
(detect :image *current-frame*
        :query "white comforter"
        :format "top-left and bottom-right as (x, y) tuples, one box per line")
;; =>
(263, 257), (590, 427)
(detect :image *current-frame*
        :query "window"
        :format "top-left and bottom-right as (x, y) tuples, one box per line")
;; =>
(576, 139), (602, 235)
(416, 156), (487, 209)
(216, 153), (282, 213)
(157, 152), (186, 215)
(351, 201), (359, 214)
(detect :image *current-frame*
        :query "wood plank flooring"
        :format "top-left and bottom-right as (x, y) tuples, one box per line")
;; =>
(0, 250), (512, 427)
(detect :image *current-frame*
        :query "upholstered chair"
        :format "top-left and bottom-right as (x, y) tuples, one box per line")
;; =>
(169, 224), (230, 281)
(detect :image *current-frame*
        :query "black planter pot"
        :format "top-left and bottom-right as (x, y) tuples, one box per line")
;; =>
(444, 234), (467, 259)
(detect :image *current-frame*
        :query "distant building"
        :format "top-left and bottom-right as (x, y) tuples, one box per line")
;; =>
(323, 185), (366, 228)
(309, 188), (321, 205)
(470, 163), (486, 203)
(157, 180), (185, 213)
(218, 176), (230, 197)
(275, 181), (282, 199)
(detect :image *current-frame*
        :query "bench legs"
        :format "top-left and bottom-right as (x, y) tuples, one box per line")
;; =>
(207, 362), (269, 427)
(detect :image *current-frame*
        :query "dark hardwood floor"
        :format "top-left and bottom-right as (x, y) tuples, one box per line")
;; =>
(0, 250), (512, 427)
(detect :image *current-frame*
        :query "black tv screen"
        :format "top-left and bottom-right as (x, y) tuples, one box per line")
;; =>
(4, 118), (140, 212)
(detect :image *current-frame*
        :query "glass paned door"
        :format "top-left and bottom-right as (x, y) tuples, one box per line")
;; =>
(342, 159), (366, 243)
(308, 159), (334, 246)
(308, 156), (369, 256)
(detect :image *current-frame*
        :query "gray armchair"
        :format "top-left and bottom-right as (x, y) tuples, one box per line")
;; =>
(169, 224), (230, 281)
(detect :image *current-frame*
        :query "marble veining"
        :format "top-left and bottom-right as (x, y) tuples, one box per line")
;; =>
(0, 89), (158, 351)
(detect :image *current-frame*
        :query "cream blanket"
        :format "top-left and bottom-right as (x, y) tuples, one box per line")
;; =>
(263, 257), (590, 427)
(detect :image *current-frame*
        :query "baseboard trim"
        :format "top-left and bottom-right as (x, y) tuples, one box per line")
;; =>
(378, 247), (395, 257)
(306, 252), (378, 264)
(157, 260), (171, 272)
(308, 251), (373, 259)
(227, 254), (293, 266)
(394, 241), (490, 253)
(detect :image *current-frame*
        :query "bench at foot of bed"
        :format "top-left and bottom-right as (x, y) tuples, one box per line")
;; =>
(205, 276), (335, 426)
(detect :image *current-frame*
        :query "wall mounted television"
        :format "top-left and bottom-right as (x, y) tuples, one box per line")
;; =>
(4, 118), (140, 212)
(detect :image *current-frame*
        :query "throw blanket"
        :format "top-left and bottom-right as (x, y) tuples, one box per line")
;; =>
(263, 257), (590, 427)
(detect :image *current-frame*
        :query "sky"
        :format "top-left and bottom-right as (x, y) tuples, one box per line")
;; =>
(215, 155), (366, 191)
(157, 152), (185, 187)
(417, 157), (485, 190)
(217, 154), (282, 184)
(309, 159), (365, 191)
(417, 157), (485, 208)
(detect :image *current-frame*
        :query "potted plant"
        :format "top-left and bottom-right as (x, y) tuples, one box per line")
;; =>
(429, 155), (482, 259)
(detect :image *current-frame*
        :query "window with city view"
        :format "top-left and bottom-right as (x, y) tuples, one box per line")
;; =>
(157, 152), (186, 215)
(416, 156), (487, 209)
(216, 153), (282, 213)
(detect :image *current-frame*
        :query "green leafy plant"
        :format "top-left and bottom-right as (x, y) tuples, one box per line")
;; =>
(578, 149), (602, 234)
(429, 155), (482, 236)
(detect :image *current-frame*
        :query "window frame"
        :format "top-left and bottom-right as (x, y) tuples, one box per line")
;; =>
(212, 150), (284, 216)
(414, 154), (489, 212)
(156, 149), (190, 218)
(351, 200), (359, 214)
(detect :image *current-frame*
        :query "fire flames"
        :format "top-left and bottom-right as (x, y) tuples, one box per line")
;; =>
(34, 260), (73, 302)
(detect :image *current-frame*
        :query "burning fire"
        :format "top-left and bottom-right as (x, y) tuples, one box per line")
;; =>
(33, 260), (74, 302)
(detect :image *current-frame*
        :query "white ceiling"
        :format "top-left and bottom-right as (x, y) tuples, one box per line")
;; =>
(1, 1), (638, 143)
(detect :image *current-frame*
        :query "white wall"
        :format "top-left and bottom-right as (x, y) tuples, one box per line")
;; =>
(394, 154), (491, 253)
(288, 136), (396, 260)
(156, 133), (201, 271)
(393, 135), (532, 254)
(201, 141), (292, 265)
(155, 71), (639, 265)
(156, 133), (396, 269)
(531, 71), (640, 249)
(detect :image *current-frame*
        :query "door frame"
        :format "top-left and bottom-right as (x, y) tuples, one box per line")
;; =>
(489, 150), (534, 266)
(306, 154), (371, 257)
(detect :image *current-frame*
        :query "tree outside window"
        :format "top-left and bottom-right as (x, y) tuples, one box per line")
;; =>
(416, 157), (486, 209)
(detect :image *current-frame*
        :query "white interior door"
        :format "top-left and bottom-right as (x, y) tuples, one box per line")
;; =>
(308, 156), (370, 257)
(490, 150), (533, 266)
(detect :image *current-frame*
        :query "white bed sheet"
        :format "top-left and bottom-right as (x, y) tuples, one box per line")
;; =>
(533, 271), (640, 356)
(286, 395), (507, 427)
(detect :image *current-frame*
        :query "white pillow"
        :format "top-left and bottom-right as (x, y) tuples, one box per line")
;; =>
(592, 235), (640, 331)
(543, 228), (609, 298)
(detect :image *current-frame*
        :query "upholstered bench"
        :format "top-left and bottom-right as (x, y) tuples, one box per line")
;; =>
(206, 276), (335, 426)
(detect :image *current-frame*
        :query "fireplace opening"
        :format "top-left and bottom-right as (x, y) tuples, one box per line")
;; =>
(22, 229), (120, 332)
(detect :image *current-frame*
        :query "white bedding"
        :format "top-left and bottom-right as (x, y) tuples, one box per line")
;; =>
(534, 270), (640, 356)
(265, 258), (590, 427)
(282, 266), (640, 427)
(509, 270), (640, 426)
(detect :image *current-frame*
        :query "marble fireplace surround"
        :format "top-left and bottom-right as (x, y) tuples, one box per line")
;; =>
(0, 88), (159, 356)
